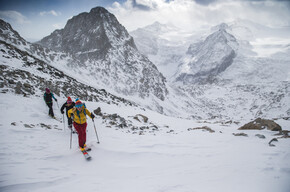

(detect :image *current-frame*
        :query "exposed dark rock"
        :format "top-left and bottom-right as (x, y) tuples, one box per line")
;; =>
(99, 111), (160, 135)
(24, 124), (34, 128)
(188, 126), (215, 133)
(40, 123), (52, 129)
(133, 114), (149, 123)
(255, 134), (266, 139)
(94, 107), (102, 116)
(238, 118), (282, 131)
(0, 59), (136, 107)
(274, 130), (290, 139)
(268, 138), (278, 147)
(233, 133), (248, 137)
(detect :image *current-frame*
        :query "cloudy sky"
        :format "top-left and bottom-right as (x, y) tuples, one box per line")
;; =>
(0, 0), (289, 42)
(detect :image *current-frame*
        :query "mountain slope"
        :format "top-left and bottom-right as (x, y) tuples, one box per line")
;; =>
(130, 22), (196, 79)
(0, 19), (136, 107)
(1, 15), (289, 122)
(175, 28), (238, 84)
(38, 7), (168, 101)
(0, 92), (290, 192)
(0, 19), (70, 65)
(131, 20), (290, 121)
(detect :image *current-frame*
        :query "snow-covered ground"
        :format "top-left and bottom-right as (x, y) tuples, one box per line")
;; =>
(0, 93), (289, 192)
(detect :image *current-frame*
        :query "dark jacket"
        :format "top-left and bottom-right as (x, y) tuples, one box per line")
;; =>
(44, 92), (56, 104)
(61, 102), (75, 116)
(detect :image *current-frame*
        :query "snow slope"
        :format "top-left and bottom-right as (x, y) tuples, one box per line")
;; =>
(1, 16), (290, 192)
(0, 93), (289, 192)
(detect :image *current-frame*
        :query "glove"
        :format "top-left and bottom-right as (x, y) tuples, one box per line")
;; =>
(61, 111), (64, 114)
(91, 113), (95, 119)
(55, 99), (57, 102)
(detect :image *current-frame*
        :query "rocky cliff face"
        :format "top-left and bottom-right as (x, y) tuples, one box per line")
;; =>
(39, 7), (135, 61)
(0, 19), (135, 107)
(175, 28), (238, 84)
(0, 19), (27, 45)
(38, 7), (168, 101)
(0, 19), (69, 65)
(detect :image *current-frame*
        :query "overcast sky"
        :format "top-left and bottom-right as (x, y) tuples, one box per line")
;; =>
(0, 0), (289, 42)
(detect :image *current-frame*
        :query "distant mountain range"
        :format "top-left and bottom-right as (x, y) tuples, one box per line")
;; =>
(130, 20), (290, 120)
(1, 7), (289, 121)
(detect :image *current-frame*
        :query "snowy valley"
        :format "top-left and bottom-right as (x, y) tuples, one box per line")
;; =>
(0, 6), (290, 192)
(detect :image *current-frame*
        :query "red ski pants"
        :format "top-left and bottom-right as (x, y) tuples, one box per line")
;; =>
(73, 122), (87, 148)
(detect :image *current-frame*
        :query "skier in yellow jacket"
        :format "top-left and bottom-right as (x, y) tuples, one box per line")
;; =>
(68, 99), (95, 151)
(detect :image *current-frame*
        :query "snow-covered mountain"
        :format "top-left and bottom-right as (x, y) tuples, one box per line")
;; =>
(38, 7), (168, 101)
(130, 22), (198, 79)
(0, 19), (69, 64)
(131, 20), (290, 121)
(0, 18), (136, 107)
(175, 28), (238, 84)
(211, 20), (290, 58)
(1, 7), (289, 122)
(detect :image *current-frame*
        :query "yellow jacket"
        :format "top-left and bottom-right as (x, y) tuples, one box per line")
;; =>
(68, 106), (93, 124)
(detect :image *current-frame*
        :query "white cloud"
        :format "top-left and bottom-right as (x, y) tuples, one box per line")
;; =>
(52, 23), (63, 29)
(40, 10), (61, 17)
(108, 0), (290, 32)
(0, 10), (30, 24)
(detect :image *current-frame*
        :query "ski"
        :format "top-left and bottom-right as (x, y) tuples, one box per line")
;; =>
(51, 116), (62, 123)
(85, 147), (91, 151)
(81, 150), (91, 160)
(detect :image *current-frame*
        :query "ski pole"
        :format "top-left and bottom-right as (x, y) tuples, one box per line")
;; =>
(70, 125), (72, 149)
(56, 101), (60, 109)
(92, 119), (100, 144)
(63, 113), (65, 132)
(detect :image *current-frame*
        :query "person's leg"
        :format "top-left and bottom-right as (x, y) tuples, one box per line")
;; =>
(73, 122), (87, 148)
(67, 114), (72, 128)
(50, 103), (54, 117)
(82, 122), (87, 146)
(47, 103), (54, 117)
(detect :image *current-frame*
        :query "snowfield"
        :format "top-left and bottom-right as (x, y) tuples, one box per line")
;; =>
(0, 93), (289, 192)
(1, 13), (290, 192)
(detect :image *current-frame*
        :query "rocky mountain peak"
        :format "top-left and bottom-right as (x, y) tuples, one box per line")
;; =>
(37, 7), (167, 103)
(0, 19), (13, 33)
(90, 6), (109, 13)
(0, 19), (27, 46)
(210, 23), (229, 32)
(175, 28), (238, 84)
(38, 6), (136, 61)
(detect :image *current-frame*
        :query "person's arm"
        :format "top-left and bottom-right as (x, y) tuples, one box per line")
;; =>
(51, 93), (57, 101)
(85, 108), (95, 119)
(68, 108), (73, 118)
(60, 103), (66, 114)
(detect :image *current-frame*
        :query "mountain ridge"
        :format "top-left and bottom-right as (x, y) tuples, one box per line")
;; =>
(175, 28), (238, 84)
(37, 7), (168, 102)
(1, 13), (289, 122)
(0, 18), (137, 108)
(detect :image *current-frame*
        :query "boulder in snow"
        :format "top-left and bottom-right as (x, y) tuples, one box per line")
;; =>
(238, 118), (282, 131)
